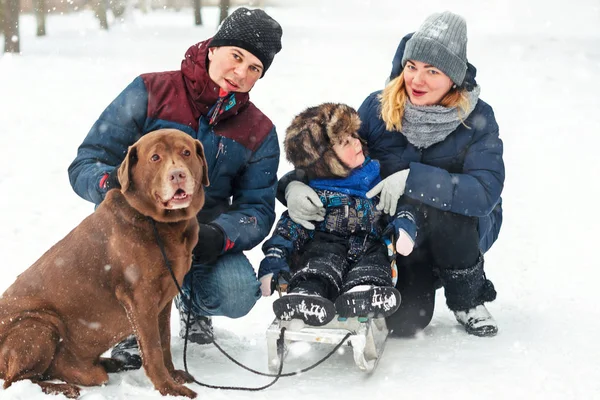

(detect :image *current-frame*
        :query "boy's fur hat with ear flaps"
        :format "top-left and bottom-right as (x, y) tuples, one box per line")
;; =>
(284, 103), (362, 180)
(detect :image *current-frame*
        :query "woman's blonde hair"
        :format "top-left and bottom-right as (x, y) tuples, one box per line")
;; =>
(379, 71), (471, 132)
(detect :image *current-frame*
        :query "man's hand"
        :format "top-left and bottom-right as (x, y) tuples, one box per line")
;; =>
(101, 167), (121, 190)
(192, 224), (225, 265)
(366, 169), (410, 215)
(285, 181), (325, 230)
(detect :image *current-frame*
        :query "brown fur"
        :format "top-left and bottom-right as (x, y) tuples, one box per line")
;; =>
(0, 129), (209, 399)
(284, 103), (362, 179)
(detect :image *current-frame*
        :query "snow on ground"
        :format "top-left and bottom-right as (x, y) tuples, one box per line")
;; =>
(1, 1), (600, 399)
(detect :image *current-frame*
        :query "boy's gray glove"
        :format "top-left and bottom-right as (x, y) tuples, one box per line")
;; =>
(285, 181), (325, 230)
(366, 169), (410, 215)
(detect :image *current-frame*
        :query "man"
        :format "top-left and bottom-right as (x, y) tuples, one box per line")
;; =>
(68, 7), (282, 369)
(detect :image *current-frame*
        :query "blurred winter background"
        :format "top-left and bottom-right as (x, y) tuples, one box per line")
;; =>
(1, 0), (600, 399)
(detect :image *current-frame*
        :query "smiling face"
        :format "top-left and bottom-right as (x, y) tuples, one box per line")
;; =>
(332, 136), (365, 170)
(207, 46), (263, 93)
(403, 60), (454, 106)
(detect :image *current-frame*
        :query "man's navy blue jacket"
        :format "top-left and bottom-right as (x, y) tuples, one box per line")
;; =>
(69, 40), (280, 253)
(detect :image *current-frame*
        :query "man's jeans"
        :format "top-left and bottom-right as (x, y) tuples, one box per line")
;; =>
(179, 253), (261, 318)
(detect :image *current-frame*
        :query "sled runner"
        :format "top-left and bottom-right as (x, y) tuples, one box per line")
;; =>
(266, 316), (389, 373)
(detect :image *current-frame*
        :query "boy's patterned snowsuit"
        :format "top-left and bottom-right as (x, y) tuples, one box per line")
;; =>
(263, 160), (402, 299)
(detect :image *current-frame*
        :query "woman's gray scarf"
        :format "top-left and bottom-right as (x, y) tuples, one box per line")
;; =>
(401, 85), (481, 149)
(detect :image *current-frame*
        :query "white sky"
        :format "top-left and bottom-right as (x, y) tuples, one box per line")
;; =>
(1, 0), (600, 399)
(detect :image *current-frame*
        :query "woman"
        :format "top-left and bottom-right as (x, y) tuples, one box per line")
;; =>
(283, 11), (504, 337)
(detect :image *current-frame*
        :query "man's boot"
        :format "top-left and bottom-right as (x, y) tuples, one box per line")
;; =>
(175, 294), (214, 344)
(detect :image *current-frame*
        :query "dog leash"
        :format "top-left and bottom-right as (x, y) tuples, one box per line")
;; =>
(150, 218), (351, 389)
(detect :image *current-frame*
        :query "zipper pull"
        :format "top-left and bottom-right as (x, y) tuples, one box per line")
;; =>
(216, 142), (224, 159)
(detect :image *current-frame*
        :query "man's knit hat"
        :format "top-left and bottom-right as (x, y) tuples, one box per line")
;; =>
(284, 103), (362, 180)
(401, 11), (468, 86)
(209, 7), (282, 76)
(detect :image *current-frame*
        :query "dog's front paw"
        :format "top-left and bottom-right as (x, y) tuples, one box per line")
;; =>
(39, 382), (81, 399)
(171, 369), (195, 384)
(159, 382), (197, 398)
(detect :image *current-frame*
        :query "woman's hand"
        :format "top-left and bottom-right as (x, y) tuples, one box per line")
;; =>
(366, 169), (410, 215)
(285, 181), (325, 230)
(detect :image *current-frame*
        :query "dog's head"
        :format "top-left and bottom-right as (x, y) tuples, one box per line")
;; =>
(118, 129), (209, 223)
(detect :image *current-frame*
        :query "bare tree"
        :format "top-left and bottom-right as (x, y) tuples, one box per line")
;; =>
(166, 0), (182, 12)
(34, 0), (46, 36)
(218, 0), (229, 25)
(138, 0), (149, 14)
(193, 0), (202, 26)
(2, 0), (20, 53)
(94, 0), (109, 30)
(111, 0), (127, 19)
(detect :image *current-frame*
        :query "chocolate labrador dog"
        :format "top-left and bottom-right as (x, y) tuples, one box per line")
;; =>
(0, 129), (209, 398)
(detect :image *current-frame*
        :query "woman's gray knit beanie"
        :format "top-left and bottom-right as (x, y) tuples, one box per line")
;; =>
(402, 11), (468, 86)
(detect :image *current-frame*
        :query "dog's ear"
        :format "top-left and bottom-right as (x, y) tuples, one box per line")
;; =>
(118, 144), (138, 192)
(195, 140), (210, 187)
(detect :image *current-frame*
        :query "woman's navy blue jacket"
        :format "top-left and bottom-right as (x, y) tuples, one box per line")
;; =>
(358, 34), (505, 252)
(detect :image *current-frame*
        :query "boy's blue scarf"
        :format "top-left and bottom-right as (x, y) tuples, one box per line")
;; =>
(309, 158), (381, 199)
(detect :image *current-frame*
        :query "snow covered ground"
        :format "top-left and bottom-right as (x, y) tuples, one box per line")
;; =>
(1, 0), (599, 399)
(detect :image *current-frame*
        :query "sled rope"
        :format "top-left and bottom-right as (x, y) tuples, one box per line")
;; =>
(151, 219), (351, 391)
(208, 325), (351, 377)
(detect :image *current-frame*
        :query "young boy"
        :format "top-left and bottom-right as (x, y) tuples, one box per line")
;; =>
(258, 103), (418, 326)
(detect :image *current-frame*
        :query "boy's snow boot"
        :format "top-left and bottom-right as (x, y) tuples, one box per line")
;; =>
(175, 294), (214, 344)
(454, 304), (498, 337)
(335, 285), (401, 319)
(110, 335), (142, 371)
(273, 279), (336, 326)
